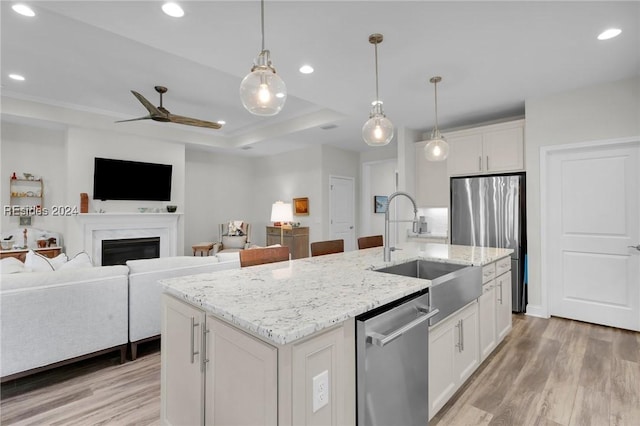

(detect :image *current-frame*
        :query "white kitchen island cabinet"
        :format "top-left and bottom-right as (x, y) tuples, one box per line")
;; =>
(160, 243), (513, 426)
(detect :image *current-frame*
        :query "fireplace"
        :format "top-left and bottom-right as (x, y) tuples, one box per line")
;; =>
(102, 237), (160, 266)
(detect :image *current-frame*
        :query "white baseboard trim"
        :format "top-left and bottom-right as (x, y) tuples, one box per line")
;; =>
(525, 304), (549, 318)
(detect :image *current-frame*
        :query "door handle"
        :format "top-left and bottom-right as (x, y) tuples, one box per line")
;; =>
(478, 156), (482, 171)
(628, 244), (640, 251)
(366, 307), (440, 347)
(486, 156), (489, 171)
(190, 317), (200, 364)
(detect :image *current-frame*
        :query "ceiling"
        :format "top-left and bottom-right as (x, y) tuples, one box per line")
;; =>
(2, 1), (638, 157)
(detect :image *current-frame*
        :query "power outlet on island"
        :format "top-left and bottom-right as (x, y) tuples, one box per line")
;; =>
(312, 370), (329, 413)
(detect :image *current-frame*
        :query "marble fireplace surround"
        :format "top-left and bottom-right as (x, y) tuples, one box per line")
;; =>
(76, 213), (181, 266)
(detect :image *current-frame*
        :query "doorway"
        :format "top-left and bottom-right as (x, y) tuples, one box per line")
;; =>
(543, 138), (640, 331)
(329, 176), (355, 251)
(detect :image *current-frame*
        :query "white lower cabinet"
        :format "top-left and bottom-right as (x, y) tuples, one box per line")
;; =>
(428, 301), (479, 419)
(496, 271), (513, 341)
(478, 281), (497, 361)
(161, 294), (354, 426)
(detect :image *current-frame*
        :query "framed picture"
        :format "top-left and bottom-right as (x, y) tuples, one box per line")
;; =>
(293, 197), (309, 216)
(374, 195), (388, 213)
(19, 216), (32, 226)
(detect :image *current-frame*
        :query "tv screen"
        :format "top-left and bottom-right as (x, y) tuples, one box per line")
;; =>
(93, 157), (172, 201)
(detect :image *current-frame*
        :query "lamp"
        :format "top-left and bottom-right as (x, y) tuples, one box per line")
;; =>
(270, 201), (293, 245)
(362, 33), (394, 146)
(424, 76), (449, 161)
(239, 0), (287, 116)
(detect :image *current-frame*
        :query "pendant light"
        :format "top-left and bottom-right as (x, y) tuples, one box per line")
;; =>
(424, 76), (449, 161)
(362, 33), (394, 146)
(239, 0), (286, 116)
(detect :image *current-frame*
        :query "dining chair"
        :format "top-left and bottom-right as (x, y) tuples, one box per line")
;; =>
(239, 246), (290, 267)
(357, 235), (383, 250)
(310, 239), (344, 257)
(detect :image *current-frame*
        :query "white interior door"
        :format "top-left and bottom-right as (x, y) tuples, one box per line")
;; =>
(547, 142), (640, 331)
(330, 176), (355, 251)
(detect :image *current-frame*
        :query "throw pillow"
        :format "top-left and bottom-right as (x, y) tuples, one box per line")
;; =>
(24, 250), (55, 272)
(227, 220), (245, 236)
(48, 253), (69, 270)
(59, 252), (93, 270)
(222, 235), (247, 249)
(0, 257), (27, 274)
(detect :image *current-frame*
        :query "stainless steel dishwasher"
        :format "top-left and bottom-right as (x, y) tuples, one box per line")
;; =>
(356, 291), (439, 426)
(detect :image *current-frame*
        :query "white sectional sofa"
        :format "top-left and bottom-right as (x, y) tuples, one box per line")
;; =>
(0, 253), (241, 381)
(0, 265), (130, 381)
(127, 255), (240, 359)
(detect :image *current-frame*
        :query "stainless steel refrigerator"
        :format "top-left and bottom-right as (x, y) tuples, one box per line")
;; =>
(450, 173), (527, 313)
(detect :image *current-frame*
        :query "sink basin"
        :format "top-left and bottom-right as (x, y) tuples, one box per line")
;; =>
(375, 259), (482, 325)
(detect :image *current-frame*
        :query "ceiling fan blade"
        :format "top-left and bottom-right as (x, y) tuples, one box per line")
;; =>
(131, 91), (163, 116)
(168, 114), (222, 130)
(115, 115), (152, 123)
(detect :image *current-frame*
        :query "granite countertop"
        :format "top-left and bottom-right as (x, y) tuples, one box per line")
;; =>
(161, 242), (512, 346)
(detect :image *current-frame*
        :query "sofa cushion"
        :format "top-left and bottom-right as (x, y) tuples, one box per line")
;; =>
(24, 250), (55, 272)
(0, 257), (27, 274)
(126, 256), (220, 274)
(227, 220), (245, 236)
(49, 253), (69, 270)
(215, 251), (241, 263)
(222, 235), (247, 249)
(59, 252), (93, 270)
(0, 265), (129, 292)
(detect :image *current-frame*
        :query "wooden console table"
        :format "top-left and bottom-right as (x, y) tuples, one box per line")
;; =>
(0, 247), (62, 262)
(266, 226), (309, 259)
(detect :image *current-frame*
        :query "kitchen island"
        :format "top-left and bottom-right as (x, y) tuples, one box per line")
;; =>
(160, 242), (512, 425)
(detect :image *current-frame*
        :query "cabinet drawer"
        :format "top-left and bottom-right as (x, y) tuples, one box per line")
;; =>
(496, 257), (511, 276)
(482, 264), (495, 284)
(482, 281), (494, 294)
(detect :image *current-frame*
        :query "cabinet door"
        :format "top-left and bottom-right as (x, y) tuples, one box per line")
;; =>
(415, 141), (449, 207)
(483, 126), (524, 172)
(454, 303), (479, 384)
(496, 272), (513, 342)
(205, 315), (277, 426)
(478, 283), (497, 362)
(428, 318), (457, 418)
(161, 295), (206, 426)
(447, 134), (483, 176)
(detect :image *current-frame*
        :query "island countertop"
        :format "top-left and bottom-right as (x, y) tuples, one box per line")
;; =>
(161, 242), (512, 345)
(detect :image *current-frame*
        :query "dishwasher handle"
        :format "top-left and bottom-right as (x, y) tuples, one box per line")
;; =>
(366, 306), (440, 347)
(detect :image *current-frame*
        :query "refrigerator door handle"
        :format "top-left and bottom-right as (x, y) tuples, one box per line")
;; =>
(486, 156), (489, 170)
(478, 156), (482, 171)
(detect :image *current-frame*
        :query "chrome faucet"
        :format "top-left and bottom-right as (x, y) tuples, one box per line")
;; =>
(384, 191), (419, 261)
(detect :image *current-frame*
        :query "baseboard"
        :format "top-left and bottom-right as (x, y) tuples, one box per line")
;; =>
(525, 304), (548, 318)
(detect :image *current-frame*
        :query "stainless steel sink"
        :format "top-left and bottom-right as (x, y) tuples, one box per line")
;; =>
(375, 260), (482, 325)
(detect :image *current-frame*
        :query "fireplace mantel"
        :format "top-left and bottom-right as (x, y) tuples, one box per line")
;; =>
(76, 213), (182, 265)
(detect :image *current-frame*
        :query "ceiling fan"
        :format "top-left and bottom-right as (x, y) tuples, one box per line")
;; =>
(116, 86), (221, 130)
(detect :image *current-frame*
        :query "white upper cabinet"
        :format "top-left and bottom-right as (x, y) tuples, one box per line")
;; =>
(447, 120), (524, 176)
(415, 140), (449, 207)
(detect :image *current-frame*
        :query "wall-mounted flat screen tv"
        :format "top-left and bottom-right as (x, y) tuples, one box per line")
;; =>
(93, 157), (172, 201)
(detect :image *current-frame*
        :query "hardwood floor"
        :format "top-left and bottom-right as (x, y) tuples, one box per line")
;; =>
(431, 315), (640, 426)
(1, 316), (638, 425)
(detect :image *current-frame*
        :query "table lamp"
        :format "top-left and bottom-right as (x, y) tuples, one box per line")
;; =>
(271, 201), (293, 245)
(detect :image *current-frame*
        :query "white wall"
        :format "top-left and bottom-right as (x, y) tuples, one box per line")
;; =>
(251, 146), (323, 246)
(184, 149), (254, 252)
(524, 75), (640, 314)
(64, 127), (186, 255)
(361, 160), (396, 239)
(1, 120), (68, 240)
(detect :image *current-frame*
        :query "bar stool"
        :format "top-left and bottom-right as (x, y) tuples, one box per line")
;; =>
(310, 239), (344, 257)
(357, 235), (383, 250)
(240, 246), (290, 267)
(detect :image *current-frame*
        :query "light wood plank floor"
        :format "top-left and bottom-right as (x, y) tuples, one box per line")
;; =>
(1, 316), (638, 425)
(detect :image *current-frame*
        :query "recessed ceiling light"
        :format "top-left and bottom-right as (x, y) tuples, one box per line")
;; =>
(9, 74), (25, 81)
(299, 65), (314, 74)
(162, 2), (184, 18)
(12, 4), (35, 17)
(217, 120), (226, 125)
(597, 28), (622, 40)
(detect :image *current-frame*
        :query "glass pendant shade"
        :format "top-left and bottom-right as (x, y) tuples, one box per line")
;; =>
(424, 130), (449, 161)
(240, 51), (287, 116)
(363, 104), (394, 146)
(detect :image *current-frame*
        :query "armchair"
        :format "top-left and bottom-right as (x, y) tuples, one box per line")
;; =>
(213, 221), (251, 254)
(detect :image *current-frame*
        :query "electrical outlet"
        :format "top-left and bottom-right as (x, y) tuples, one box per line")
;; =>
(312, 370), (329, 413)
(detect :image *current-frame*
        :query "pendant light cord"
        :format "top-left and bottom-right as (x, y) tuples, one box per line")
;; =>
(261, 0), (265, 52)
(374, 41), (380, 103)
(433, 79), (439, 132)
